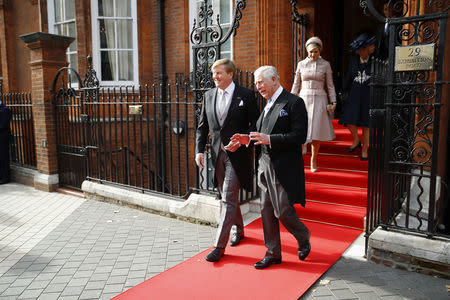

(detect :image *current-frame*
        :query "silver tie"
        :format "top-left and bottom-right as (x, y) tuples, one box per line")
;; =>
(218, 91), (227, 122)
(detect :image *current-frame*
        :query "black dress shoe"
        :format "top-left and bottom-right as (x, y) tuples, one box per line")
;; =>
(346, 141), (361, 152)
(205, 247), (225, 262)
(360, 155), (368, 161)
(254, 256), (282, 269)
(298, 240), (311, 261)
(229, 232), (244, 246)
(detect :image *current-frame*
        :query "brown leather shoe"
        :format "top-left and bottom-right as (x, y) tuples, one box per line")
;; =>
(205, 247), (225, 262)
(298, 240), (311, 261)
(229, 232), (244, 246)
(254, 256), (282, 269)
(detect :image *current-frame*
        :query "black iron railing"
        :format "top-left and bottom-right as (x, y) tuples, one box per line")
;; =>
(364, 0), (450, 240)
(291, 0), (308, 81)
(83, 83), (195, 198)
(1, 92), (36, 168)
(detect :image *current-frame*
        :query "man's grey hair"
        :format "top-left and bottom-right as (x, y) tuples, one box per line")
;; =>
(254, 66), (280, 82)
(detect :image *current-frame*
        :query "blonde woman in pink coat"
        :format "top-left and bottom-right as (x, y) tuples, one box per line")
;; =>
(291, 37), (336, 172)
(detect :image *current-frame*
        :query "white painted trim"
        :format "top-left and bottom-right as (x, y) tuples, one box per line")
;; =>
(91, 0), (139, 87)
(34, 173), (59, 185)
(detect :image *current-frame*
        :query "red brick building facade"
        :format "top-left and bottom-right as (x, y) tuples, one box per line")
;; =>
(0, 0), (448, 195)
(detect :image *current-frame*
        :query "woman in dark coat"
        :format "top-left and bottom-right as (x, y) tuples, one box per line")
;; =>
(0, 100), (12, 184)
(339, 33), (376, 160)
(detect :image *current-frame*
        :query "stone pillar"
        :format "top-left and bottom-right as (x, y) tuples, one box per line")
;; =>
(19, 32), (74, 192)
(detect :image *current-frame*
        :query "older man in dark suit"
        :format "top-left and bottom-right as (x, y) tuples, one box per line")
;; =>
(195, 58), (258, 262)
(229, 65), (311, 269)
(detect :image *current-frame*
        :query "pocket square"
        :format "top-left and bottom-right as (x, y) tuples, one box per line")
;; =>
(279, 109), (288, 117)
(239, 100), (244, 106)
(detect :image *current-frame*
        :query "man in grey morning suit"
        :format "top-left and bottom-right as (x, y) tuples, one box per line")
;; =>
(229, 66), (311, 269)
(195, 58), (258, 262)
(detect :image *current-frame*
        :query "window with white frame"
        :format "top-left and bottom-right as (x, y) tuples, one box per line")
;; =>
(91, 0), (138, 85)
(47, 0), (78, 81)
(189, 0), (233, 69)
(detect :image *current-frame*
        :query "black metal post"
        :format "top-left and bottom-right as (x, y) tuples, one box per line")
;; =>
(157, 0), (167, 191)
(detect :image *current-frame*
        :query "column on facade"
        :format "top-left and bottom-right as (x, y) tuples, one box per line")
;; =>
(20, 32), (74, 192)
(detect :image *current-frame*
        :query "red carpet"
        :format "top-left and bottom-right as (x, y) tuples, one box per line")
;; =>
(114, 119), (368, 300)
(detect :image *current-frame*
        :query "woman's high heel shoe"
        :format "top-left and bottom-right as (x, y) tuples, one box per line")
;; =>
(310, 157), (318, 173)
(346, 141), (361, 153)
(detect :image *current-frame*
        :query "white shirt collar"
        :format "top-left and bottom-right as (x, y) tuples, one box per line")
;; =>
(360, 56), (370, 64)
(270, 85), (283, 103)
(218, 81), (235, 96)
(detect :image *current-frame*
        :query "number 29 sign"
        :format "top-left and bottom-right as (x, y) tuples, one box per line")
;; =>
(395, 44), (435, 72)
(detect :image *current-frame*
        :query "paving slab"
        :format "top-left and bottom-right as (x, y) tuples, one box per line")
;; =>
(0, 182), (449, 300)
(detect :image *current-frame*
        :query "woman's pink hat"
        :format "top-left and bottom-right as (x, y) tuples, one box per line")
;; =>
(305, 36), (323, 50)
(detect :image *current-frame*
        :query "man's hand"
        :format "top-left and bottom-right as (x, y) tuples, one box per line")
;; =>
(230, 133), (250, 145)
(249, 132), (270, 145)
(195, 153), (205, 169)
(224, 140), (240, 152)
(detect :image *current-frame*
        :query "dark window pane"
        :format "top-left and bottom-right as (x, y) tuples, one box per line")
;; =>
(69, 54), (79, 82)
(100, 19), (116, 49)
(118, 50), (133, 81)
(98, 0), (114, 17)
(65, 0), (75, 20)
(220, 0), (230, 24)
(54, 0), (63, 22)
(116, 0), (131, 17)
(101, 51), (116, 81)
(116, 20), (132, 49)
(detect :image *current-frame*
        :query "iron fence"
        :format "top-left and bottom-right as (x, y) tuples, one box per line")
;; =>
(83, 82), (196, 198)
(52, 57), (262, 204)
(364, 0), (449, 239)
(367, 58), (388, 239)
(1, 92), (36, 168)
(82, 75), (261, 203)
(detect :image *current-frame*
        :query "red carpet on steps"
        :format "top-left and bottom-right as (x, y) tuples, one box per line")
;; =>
(113, 119), (368, 300)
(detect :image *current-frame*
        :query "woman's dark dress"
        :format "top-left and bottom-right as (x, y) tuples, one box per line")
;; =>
(339, 55), (372, 128)
(0, 103), (12, 184)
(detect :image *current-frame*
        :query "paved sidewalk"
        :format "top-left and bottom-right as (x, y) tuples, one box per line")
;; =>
(0, 183), (449, 300)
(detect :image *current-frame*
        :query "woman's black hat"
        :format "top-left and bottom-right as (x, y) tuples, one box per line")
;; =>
(349, 33), (376, 52)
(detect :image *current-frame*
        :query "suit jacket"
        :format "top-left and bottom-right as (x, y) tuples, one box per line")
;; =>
(195, 84), (258, 190)
(256, 89), (308, 206)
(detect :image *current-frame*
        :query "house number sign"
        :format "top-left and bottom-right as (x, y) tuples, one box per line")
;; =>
(395, 44), (435, 71)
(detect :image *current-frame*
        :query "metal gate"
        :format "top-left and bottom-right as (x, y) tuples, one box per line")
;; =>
(190, 0), (252, 198)
(363, 0), (449, 239)
(52, 66), (87, 190)
(290, 0), (308, 80)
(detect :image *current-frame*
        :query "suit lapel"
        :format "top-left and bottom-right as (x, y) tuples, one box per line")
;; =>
(256, 112), (264, 131)
(265, 90), (289, 134)
(208, 88), (220, 127)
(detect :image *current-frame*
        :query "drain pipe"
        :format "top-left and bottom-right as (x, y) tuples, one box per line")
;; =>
(156, 0), (167, 192)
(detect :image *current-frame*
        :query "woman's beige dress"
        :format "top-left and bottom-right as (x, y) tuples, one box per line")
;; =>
(291, 57), (336, 144)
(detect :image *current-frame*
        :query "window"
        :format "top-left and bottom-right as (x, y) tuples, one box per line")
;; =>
(91, 0), (139, 85)
(216, 0), (233, 59)
(189, 0), (233, 69)
(47, 0), (78, 82)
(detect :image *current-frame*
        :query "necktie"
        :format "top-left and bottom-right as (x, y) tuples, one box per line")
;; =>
(218, 90), (227, 120)
(264, 98), (272, 116)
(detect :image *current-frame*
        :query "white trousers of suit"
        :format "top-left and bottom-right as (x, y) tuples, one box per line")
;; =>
(257, 153), (310, 259)
(214, 150), (243, 249)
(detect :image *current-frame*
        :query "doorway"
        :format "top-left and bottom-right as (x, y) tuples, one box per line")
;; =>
(328, 0), (383, 114)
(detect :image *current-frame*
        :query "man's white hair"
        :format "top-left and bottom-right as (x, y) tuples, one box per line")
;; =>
(254, 66), (280, 82)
